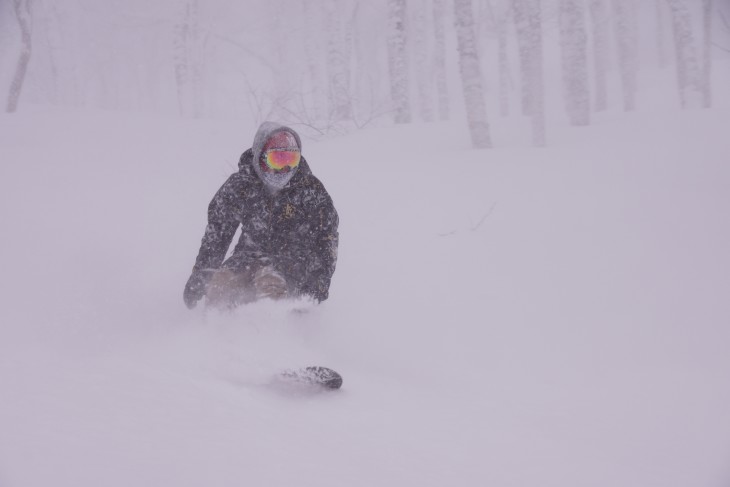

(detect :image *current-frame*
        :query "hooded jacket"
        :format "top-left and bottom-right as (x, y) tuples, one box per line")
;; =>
(189, 124), (339, 302)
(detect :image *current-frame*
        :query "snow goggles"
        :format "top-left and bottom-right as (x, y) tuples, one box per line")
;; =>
(264, 148), (301, 171)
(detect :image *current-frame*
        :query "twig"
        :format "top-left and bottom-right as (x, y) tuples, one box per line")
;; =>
(213, 34), (278, 72)
(712, 42), (730, 54)
(720, 8), (730, 31)
(279, 106), (328, 136)
(470, 202), (497, 231)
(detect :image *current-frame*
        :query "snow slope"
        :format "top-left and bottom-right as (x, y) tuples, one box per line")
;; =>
(2, 75), (730, 486)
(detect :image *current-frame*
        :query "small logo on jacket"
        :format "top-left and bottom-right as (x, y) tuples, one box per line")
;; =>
(282, 203), (296, 219)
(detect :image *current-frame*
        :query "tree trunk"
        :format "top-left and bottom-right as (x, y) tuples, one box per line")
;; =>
(413, 0), (434, 122)
(513, 0), (545, 147)
(43, 1), (80, 106)
(432, 0), (450, 121)
(656, 0), (668, 67)
(559, 0), (590, 126)
(387, 0), (411, 124)
(174, 1), (192, 117)
(494, 1), (511, 118)
(189, 0), (204, 118)
(37, 0), (58, 104)
(6, 0), (34, 113)
(665, 0), (703, 109)
(174, 0), (204, 118)
(454, 0), (491, 148)
(588, 0), (608, 111)
(612, 0), (638, 111)
(326, 0), (352, 121)
(513, 0), (532, 116)
(344, 3), (356, 115)
(301, 0), (325, 120)
(702, 0), (712, 108)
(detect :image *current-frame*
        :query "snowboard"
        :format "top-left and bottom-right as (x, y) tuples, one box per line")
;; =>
(278, 366), (343, 390)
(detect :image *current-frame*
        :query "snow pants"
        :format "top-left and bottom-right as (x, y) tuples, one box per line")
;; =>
(205, 266), (289, 308)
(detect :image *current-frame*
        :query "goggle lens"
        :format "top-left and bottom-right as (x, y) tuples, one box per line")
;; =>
(265, 149), (301, 171)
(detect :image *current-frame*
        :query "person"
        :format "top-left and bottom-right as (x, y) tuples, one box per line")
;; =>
(183, 122), (339, 309)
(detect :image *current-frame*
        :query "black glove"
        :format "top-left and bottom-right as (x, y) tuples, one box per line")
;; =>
(183, 270), (209, 309)
(302, 279), (329, 304)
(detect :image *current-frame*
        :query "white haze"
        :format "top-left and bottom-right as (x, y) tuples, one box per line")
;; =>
(1, 1), (730, 486)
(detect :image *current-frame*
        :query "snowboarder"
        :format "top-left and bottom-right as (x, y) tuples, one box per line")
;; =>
(183, 122), (339, 309)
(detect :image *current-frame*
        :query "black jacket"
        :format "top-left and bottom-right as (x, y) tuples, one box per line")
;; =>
(190, 149), (339, 301)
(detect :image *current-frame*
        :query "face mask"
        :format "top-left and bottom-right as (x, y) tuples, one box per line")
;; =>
(258, 168), (296, 191)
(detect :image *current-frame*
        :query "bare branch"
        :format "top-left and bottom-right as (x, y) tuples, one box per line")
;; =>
(712, 42), (730, 53)
(212, 34), (278, 72)
(470, 202), (497, 231)
(719, 8), (730, 31)
(6, 0), (33, 113)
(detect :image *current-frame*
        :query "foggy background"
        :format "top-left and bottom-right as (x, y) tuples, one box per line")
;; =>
(1, 1), (730, 487)
(1, 0), (727, 143)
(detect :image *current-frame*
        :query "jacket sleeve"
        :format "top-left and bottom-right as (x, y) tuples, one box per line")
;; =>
(303, 190), (339, 301)
(192, 176), (240, 273)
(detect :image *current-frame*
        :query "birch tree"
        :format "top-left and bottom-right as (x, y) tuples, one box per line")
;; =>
(326, 0), (353, 121)
(588, 0), (608, 111)
(413, 0), (434, 122)
(513, 0), (532, 116)
(665, 0), (703, 109)
(486, 0), (512, 118)
(454, 0), (491, 148)
(387, 0), (411, 123)
(611, 0), (638, 111)
(302, 0), (325, 120)
(43, 1), (82, 107)
(497, 14), (510, 118)
(559, 0), (590, 125)
(6, 0), (34, 113)
(432, 0), (450, 120)
(173, 0), (205, 118)
(513, 0), (546, 147)
(350, 1), (388, 127)
(719, 5), (730, 53)
(656, 0), (668, 67)
(702, 0), (712, 108)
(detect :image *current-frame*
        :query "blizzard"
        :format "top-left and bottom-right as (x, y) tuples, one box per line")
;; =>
(1, 64), (730, 486)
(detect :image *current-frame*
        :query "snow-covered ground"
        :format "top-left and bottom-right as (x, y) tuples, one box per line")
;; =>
(1, 68), (730, 486)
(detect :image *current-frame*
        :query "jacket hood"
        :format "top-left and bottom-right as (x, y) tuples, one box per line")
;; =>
(249, 122), (302, 192)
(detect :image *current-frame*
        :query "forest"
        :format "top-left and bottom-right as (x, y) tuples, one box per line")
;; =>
(0, 0), (726, 147)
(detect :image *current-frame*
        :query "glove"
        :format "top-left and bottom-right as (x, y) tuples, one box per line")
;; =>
(302, 279), (329, 303)
(183, 270), (208, 309)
